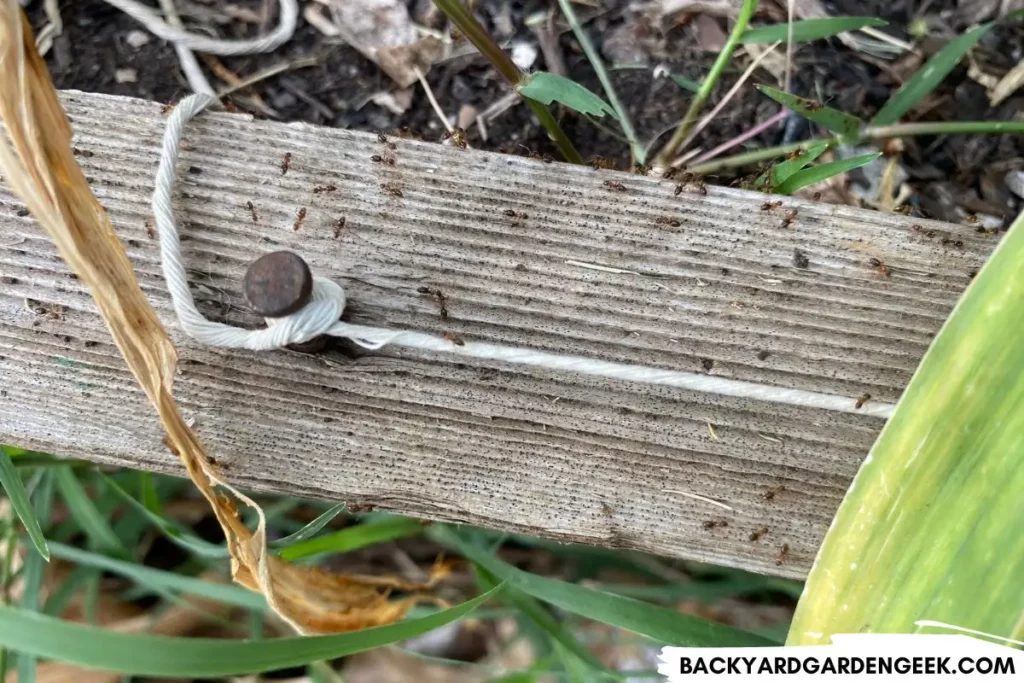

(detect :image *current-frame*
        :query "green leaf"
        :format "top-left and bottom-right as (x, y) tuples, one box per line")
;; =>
(872, 23), (992, 125)
(773, 152), (881, 194)
(53, 468), (129, 558)
(44, 565), (94, 617)
(789, 210), (1024, 644)
(474, 566), (612, 678)
(517, 72), (620, 120)
(755, 142), (830, 189)
(46, 542), (267, 611)
(669, 74), (701, 93)
(0, 586), (501, 677)
(279, 516), (422, 562)
(17, 471), (53, 683)
(0, 447), (48, 561)
(270, 503), (347, 549)
(434, 527), (774, 647)
(741, 17), (888, 44)
(757, 85), (863, 139)
(102, 474), (226, 558)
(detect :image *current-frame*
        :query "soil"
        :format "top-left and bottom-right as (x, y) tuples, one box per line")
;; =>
(27, 0), (1024, 225)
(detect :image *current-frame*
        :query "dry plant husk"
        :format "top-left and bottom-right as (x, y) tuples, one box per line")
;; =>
(0, 2), (448, 634)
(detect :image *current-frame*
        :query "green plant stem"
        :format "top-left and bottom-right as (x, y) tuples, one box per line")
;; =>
(654, 0), (759, 167)
(556, 0), (643, 164)
(689, 119), (1024, 175)
(433, 0), (582, 164)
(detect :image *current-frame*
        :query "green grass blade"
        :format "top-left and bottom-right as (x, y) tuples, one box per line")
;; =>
(670, 74), (700, 93)
(53, 468), (129, 558)
(435, 528), (774, 647)
(518, 72), (620, 120)
(474, 566), (613, 679)
(756, 142), (830, 189)
(789, 211), (1024, 644)
(0, 586), (500, 677)
(16, 471), (53, 683)
(46, 542), (267, 611)
(757, 85), (863, 139)
(43, 565), (94, 617)
(741, 17), (887, 44)
(270, 503), (346, 549)
(102, 474), (226, 558)
(773, 152), (881, 194)
(0, 447), (48, 561)
(872, 23), (991, 125)
(278, 516), (422, 562)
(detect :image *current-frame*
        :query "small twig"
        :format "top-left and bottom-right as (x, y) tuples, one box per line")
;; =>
(36, 0), (62, 56)
(688, 109), (787, 166)
(216, 56), (321, 98)
(415, 66), (453, 134)
(201, 54), (279, 117)
(480, 92), (521, 122)
(556, 0), (644, 163)
(526, 10), (567, 77)
(859, 26), (914, 53)
(433, 0), (582, 164)
(676, 41), (781, 156)
(654, 0), (758, 168)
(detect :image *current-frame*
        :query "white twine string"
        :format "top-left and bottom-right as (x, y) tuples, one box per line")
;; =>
(152, 94), (897, 420)
(105, 0), (298, 56)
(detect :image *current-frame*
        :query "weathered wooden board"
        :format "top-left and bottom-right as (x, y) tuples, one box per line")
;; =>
(0, 91), (996, 578)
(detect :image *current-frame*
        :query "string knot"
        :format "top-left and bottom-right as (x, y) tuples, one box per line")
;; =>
(263, 277), (345, 347)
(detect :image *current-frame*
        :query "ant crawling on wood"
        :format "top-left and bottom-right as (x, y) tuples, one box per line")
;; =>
(381, 182), (403, 198)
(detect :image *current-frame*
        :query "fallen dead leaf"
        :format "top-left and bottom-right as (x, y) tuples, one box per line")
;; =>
(661, 0), (737, 18)
(0, 1), (449, 636)
(370, 87), (414, 115)
(312, 0), (442, 88)
(991, 59), (1024, 106)
(691, 14), (727, 52)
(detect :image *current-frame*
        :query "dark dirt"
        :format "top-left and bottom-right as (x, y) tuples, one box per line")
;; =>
(28, 0), (1024, 225)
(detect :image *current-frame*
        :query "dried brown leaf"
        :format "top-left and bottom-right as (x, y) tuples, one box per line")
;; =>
(0, 1), (446, 635)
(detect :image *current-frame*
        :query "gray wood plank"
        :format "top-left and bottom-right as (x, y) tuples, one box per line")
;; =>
(0, 91), (997, 577)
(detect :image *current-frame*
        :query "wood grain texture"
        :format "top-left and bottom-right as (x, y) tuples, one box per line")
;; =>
(0, 91), (997, 578)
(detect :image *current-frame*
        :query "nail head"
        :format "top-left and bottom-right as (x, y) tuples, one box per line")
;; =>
(243, 251), (313, 317)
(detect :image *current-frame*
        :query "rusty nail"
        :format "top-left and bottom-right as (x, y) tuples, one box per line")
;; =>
(243, 251), (313, 318)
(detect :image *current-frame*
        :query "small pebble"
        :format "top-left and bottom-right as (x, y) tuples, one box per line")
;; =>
(115, 68), (137, 84)
(126, 30), (150, 49)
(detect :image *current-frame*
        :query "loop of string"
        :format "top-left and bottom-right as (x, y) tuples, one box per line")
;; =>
(104, 0), (298, 56)
(153, 93), (897, 420)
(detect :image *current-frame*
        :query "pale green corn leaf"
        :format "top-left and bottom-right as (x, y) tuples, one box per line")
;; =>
(773, 152), (881, 195)
(872, 23), (992, 125)
(757, 85), (863, 139)
(518, 72), (620, 120)
(789, 211), (1024, 643)
(740, 17), (888, 44)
